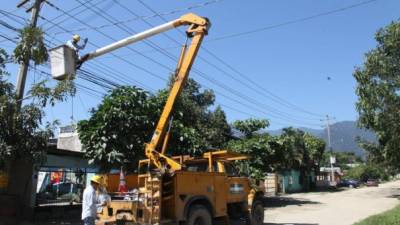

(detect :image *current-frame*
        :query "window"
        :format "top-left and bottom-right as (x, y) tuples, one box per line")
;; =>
(224, 162), (239, 177)
(186, 162), (208, 172)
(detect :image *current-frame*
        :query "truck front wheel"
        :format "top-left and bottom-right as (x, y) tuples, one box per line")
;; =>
(186, 205), (212, 225)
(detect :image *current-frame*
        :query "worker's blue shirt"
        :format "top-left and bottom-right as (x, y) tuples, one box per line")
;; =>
(66, 40), (85, 52)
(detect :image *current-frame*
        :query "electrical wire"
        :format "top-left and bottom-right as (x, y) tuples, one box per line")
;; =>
(49, 0), (223, 35)
(0, 4), (324, 128)
(208, 0), (379, 42)
(135, 0), (326, 124)
(42, 0), (103, 30)
(70, 0), (325, 127)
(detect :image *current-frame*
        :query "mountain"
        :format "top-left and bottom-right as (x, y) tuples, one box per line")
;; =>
(267, 121), (376, 157)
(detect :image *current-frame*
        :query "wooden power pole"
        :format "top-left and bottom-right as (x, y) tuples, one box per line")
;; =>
(15, 0), (44, 109)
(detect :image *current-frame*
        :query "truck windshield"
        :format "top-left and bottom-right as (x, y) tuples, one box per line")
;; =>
(224, 162), (239, 177)
(185, 161), (218, 172)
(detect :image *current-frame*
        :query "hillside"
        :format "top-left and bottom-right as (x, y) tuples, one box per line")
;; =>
(268, 121), (376, 156)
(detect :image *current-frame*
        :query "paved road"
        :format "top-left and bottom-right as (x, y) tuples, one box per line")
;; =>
(264, 180), (400, 225)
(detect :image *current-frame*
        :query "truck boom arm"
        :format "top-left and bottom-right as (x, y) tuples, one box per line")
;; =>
(82, 13), (210, 172)
(145, 15), (210, 172)
(84, 13), (209, 61)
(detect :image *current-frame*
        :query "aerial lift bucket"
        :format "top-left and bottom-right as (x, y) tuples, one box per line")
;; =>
(49, 45), (77, 80)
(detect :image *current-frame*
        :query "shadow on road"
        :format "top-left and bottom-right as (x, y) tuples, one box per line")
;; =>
(264, 223), (319, 225)
(263, 196), (320, 208)
(387, 194), (400, 199)
(313, 187), (346, 193)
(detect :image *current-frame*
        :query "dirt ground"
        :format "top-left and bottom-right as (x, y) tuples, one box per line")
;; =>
(10, 180), (400, 225)
(264, 180), (400, 225)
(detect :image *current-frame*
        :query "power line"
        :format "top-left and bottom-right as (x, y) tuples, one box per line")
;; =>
(0, 9), (29, 23)
(0, 17), (146, 99)
(49, 0), (223, 35)
(135, 0), (326, 124)
(104, 0), (322, 126)
(209, 0), (379, 42)
(42, 0), (102, 31)
(35, 6), (165, 91)
(0, 32), (18, 43)
(92, 0), (324, 127)
(5, 8), (320, 127)
(14, 0), (324, 128)
(45, 1), (170, 82)
(201, 48), (325, 118)
(17, 10), (157, 94)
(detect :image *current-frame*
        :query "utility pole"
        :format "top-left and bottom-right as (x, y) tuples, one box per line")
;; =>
(321, 115), (335, 184)
(10, 0), (44, 218)
(15, 0), (44, 109)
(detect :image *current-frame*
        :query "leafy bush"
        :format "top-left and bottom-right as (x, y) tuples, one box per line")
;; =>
(345, 164), (388, 182)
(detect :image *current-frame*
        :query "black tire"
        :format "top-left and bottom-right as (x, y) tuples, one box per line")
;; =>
(186, 204), (212, 225)
(250, 200), (264, 225)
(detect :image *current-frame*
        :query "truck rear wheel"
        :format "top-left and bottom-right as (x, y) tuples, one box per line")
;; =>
(186, 205), (212, 225)
(250, 200), (264, 225)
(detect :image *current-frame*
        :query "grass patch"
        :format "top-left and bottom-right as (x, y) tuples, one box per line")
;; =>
(353, 204), (400, 225)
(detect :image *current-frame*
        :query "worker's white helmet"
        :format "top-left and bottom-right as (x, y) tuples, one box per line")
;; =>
(73, 34), (80, 42)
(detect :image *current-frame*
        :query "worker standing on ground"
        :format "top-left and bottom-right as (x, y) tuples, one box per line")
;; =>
(82, 175), (103, 225)
(97, 178), (111, 214)
(66, 34), (88, 69)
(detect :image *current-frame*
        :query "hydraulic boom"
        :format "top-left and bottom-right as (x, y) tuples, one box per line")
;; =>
(50, 13), (210, 172)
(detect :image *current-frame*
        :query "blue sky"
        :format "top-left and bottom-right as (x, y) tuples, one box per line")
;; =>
(1, 0), (399, 131)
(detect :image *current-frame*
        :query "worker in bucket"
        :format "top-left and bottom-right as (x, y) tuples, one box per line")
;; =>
(82, 175), (106, 225)
(66, 34), (88, 69)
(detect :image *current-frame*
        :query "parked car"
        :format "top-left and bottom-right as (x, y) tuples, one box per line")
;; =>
(36, 182), (83, 205)
(366, 179), (379, 187)
(338, 179), (360, 188)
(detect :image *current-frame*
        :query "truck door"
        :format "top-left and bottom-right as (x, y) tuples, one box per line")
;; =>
(222, 162), (249, 203)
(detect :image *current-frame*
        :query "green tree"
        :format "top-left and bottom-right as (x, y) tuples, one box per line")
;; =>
(303, 133), (326, 168)
(277, 128), (325, 190)
(0, 24), (72, 216)
(345, 164), (388, 182)
(14, 27), (48, 65)
(228, 119), (273, 180)
(278, 128), (306, 169)
(159, 78), (231, 156)
(232, 118), (269, 138)
(0, 27), (72, 166)
(78, 78), (231, 171)
(353, 21), (400, 169)
(78, 86), (158, 172)
(228, 123), (325, 181)
(320, 151), (363, 170)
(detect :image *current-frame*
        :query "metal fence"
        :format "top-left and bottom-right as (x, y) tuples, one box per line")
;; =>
(36, 167), (96, 206)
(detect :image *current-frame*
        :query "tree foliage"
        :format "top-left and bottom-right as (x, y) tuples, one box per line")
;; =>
(228, 121), (325, 180)
(232, 119), (269, 138)
(78, 87), (158, 172)
(0, 48), (70, 167)
(345, 164), (389, 182)
(78, 78), (231, 171)
(353, 20), (400, 169)
(14, 27), (48, 65)
(160, 77), (231, 155)
(320, 151), (363, 170)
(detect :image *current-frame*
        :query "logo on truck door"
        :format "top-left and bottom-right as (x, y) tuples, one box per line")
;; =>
(230, 183), (244, 194)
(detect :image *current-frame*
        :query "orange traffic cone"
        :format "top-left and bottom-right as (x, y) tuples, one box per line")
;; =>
(118, 167), (128, 193)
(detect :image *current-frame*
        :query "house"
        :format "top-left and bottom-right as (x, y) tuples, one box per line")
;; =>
(276, 169), (317, 193)
(317, 167), (343, 187)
